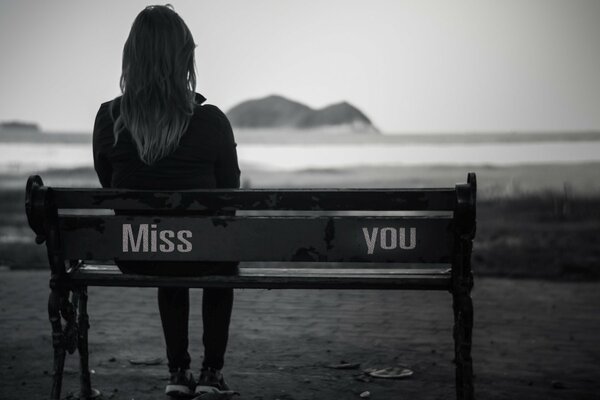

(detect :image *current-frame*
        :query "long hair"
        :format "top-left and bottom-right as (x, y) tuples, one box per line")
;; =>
(114, 4), (197, 165)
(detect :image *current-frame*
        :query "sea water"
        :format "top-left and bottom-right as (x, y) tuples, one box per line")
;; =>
(1, 139), (600, 174)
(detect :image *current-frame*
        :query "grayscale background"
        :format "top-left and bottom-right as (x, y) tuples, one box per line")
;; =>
(1, 1), (599, 399)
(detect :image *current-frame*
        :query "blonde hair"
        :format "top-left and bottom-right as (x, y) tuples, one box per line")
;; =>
(114, 4), (197, 165)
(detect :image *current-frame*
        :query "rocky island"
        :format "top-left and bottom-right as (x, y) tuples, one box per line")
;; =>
(227, 95), (379, 133)
(0, 121), (40, 132)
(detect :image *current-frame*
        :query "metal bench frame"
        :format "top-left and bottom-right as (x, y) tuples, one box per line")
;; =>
(25, 173), (476, 400)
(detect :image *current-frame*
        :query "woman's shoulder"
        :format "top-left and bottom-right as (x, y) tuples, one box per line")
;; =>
(193, 95), (225, 119)
(96, 96), (122, 125)
(196, 104), (229, 126)
(188, 101), (236, 149)
(93, 97), (122, 147)
(99, 95), (121, 108)
(192, 96), (232, 133)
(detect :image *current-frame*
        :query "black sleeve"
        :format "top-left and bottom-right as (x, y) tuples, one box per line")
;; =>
(92, 103), (114, 188)
(213, 107), (241, 189)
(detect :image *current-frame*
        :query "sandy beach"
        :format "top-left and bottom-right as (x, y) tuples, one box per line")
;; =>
(1, 270), (599, 400)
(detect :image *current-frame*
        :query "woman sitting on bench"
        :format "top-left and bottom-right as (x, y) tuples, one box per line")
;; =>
(92, 5), (240, 398)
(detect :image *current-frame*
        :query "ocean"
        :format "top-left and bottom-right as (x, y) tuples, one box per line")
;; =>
(1, 130), (599, 174)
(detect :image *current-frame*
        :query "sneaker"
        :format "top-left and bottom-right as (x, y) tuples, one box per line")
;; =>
(195, 367), (229, 395)
(165, 368), (196, 397)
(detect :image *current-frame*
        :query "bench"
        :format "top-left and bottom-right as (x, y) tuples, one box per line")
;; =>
(25, 173), (476, 400)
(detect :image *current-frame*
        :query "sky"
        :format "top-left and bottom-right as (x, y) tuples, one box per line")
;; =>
(0, 0), (599, 134)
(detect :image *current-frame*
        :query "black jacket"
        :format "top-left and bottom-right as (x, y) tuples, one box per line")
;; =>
(93, 93), (240, 191)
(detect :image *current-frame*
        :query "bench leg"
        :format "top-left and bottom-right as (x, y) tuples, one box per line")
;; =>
(48, 288), (67, 400)
(76, 286), (101, 399)
(452, 288), (474, 400)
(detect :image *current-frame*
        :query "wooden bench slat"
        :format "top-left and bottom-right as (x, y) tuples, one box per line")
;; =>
(77, 264), (451, 275)
(60, 215), (454, 263)
(68, 265), (451, 290)
(51, 188), (456, 211)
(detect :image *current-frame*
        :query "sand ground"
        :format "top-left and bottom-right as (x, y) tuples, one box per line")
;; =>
(1, 270), (599, 400)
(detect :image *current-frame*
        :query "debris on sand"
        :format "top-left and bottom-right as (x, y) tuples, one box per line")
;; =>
(127, 357), (163, 366)
(364, 366), (414, 379)
(353, 374), (371, 383)
(326, 360), (361, 370)
(192, 390), (240, 399)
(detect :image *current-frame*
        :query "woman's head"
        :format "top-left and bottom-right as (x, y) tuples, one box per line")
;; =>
(115, 4), (197, 165)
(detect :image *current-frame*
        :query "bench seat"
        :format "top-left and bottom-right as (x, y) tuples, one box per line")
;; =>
(69, 263), (452, 290)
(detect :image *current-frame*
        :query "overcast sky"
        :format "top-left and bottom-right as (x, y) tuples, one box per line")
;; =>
(0, 0), (599, 133)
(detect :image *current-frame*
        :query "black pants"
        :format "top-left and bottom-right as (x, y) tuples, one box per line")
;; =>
(158, 287), (234, 372)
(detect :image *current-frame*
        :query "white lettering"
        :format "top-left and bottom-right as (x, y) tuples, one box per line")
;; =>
(177, 230), (193, 252)
(362, 226), (417, 254)
(150, 224), (157, 252)
(362, 227), (379, 255)
(159, 230), (175, 252)
(380, 227), (397, 250)
(399, 227), (416, 250)
(122, 224), (148, 253)
(122, 224), (192, 253)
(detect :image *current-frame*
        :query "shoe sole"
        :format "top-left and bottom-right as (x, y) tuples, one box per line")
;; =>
(165, 384), (193, 397)
(194, 384), (221, 395)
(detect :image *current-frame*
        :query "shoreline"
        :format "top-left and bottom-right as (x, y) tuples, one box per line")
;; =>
(1, 162), (600, 197)
(2, 129), (600, 145)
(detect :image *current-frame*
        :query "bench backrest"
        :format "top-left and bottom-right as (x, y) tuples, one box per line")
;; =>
(26, 174), (476, 276)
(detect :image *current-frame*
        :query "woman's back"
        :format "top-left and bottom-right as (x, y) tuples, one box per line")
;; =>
(93, 94), (240, 192)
